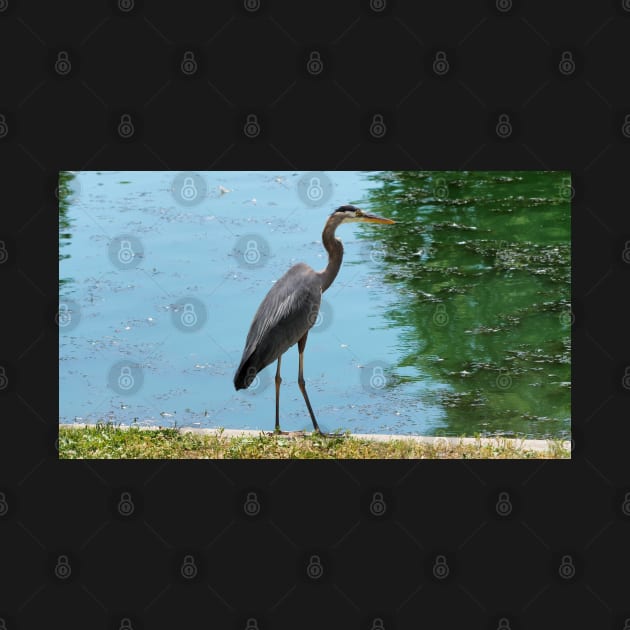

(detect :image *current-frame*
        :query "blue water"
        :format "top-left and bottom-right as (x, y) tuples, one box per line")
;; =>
(59, 171), (439, 435)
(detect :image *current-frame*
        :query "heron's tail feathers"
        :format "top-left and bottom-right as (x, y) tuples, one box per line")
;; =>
(233, 357), (258, 390)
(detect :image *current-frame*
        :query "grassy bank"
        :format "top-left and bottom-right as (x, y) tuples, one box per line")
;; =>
(58, 423), (570, 459)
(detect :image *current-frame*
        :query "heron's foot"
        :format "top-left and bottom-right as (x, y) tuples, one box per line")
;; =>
(267, 429), (306, 437)
(311, 429), (330, 438)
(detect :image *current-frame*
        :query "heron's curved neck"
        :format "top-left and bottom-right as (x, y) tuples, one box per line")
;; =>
(318, 219), (343, 293)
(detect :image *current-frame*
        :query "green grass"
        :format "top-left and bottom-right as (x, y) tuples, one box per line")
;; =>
(58, 423), (570, 459)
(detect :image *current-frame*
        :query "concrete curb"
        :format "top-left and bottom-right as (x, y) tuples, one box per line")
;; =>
(60, 424), (570, 453)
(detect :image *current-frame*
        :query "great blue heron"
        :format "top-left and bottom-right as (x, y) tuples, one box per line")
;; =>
(234, 205), (395, 434)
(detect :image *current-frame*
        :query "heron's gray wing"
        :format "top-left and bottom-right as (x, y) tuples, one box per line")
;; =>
(240, 263), (322, 370)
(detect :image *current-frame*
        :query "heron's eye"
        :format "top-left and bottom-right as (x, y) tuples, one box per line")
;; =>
(355, 209), (363, 217)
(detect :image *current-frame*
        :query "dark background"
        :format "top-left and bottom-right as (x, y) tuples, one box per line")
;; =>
(1, 1), (629, 628)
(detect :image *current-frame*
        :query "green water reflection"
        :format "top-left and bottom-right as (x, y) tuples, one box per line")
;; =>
(359, 171), (571, 439)
(59, 171), (76, 288)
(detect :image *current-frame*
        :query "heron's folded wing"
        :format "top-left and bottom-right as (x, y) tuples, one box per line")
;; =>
(242, 264), (321, 361)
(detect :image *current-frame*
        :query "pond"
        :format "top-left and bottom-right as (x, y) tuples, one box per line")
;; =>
(59, 170), (570, 439)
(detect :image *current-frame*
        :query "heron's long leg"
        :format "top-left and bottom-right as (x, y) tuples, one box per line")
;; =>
(275, 356), (282, 433)
(297, 333), (323, 434)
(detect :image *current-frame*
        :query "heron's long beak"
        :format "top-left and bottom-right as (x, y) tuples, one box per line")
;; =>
(358, 212), (395, 224)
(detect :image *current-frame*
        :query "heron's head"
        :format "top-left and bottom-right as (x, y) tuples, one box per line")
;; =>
(331, 204), (395, 225)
